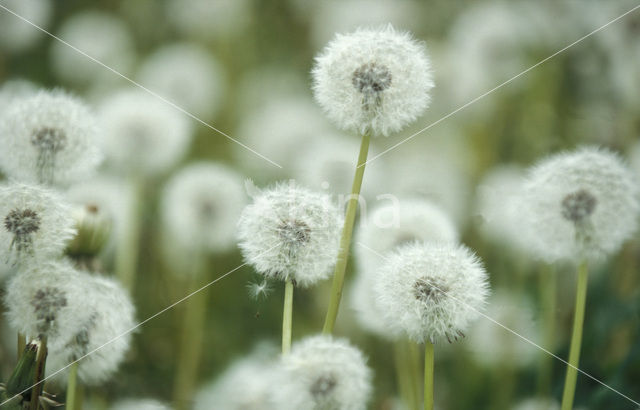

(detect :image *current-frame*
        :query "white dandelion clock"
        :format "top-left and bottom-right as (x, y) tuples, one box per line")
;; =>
(4, 260), (93, 351)
(98, 88), (192, 176)
(137, 43), (225, 120)
(0, 0), (53, 53)
(355, 199), (459, 275)
(521, 147), (640, 263)
(50, 11), (136, 86)
(465, 290), (540, 368)
(0, 79), (37, 113)
(312, 25), (433, 136)
(161, 162), (246, 256)
(374, 242), (490, 343)
(194, 348), (280, 410)
(274, 335), (372, 410)
(0, 183), (75, 265)
(109, 399), (171, 410)
(237, 182), (343, 287)
(0, 90), (102, 185)
(46, 274), (135, 385)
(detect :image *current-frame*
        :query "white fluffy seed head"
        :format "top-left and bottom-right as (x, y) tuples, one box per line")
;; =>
(374, 242), (490, 344)
(0, 0), (52, 53)
(194, 346), (280, 410)
(475, 165), (528, 252)
(274, 335), (372, 410)
(162, 162), (246, 255)
(50, 11), (136, 86)
(465, 290), (540, 368)
(4, 260), (92, 351)
(46, 274), (135, 386)
(355, 199), (459, 275)
(521, 146), (640, 263)
(109, 399), (171, 410)
(0, 89), (102, 186)
(312, 25), (433, 137)
(237, 182), (343, 287)
(137, 43), (225, 121)
(97, 88), (192, 176)
(0, 183), (75, 266)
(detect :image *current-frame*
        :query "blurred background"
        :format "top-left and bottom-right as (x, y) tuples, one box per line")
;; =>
(0, 0), (639, 409)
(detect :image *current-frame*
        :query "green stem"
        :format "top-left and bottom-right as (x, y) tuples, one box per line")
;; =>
(173, 264), (207, 410)
(560, 261), (589, 410)
(115, 179), (142, 292)
(65, 362), (78, 410)
(323, 132), (371, 334)
(17, 334), (25, 360)
(29, 338), (47, 410)
(282, 279), (294, 354)
(538, 263), (557, 397)
(424, 341), (434, 410)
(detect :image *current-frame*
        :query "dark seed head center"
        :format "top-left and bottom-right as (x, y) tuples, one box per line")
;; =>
(31, 127), (67, 153)
(278, 219), (311, 246)
(310, 374), (337, 398)
(561, 189), (597, 223)
(352, 62), (392, 95)
(413, 277), (448, 303)
(4, 209), (41, 236)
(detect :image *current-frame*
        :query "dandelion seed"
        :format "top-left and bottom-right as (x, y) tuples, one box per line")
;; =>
(97, 88), (192, 176)
(247, 279), (273, 300)
(312, 25), (433, 136)
(273, 335), (372, 410)
(137, 43), (225, 121)
(521, 146), (640, 263)
(373, 242), (490, 344)
(0, 90), (102, 185)
(237, 182), (343, 287)
(0, 183), (75, 265)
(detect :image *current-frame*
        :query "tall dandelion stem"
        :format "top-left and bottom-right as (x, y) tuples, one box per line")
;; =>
(424, 341), (434, 410)
(17, 333), (26, 359)
(29, 338), (47, 410)
(65, 361), (79, 410)
(560, 261), (589, 410)
(323, 131), (370, 334)
(282, 279), (294, 354)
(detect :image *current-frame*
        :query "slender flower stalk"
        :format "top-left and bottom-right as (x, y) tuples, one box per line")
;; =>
(29, 337), (47, 410)
(323, 131), (370, 334)
(17, 334), (25, 359)
(282, 279), (294, 354)
(66, 362), (79, 410)
(560, 261), (589, 410)
(424, 341), (434, 410)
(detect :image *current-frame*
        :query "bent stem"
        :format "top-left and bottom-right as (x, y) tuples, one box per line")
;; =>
(560, 261), (589, 410)
(66, 362), (79, 410)
(17, 333), (25, 360)
(424, 341), (434, 410)
(29, 337), (47, 410)
(323, 131), (371, 334)
(282, 279), (294, 354)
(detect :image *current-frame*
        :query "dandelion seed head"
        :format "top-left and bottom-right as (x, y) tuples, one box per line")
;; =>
(355, 199), (458, 275)
(373, 242), (490, 344)
(137, 43), (225, 121)
(162, 162), (246, 257)
(46, 274), (135, 386)
(0, 90), (102, 186)
(50, 11), (135, 86)
(0, 183), (75, 266)
(312, 25), (433, 136)
(98, 88), (192, 175)
(521, 146), (640, 263)
(237, 182), (343, 287)
(274, 335), (372, 410)
(0, 0), (52, 53)
(4, 260), (94, 350)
